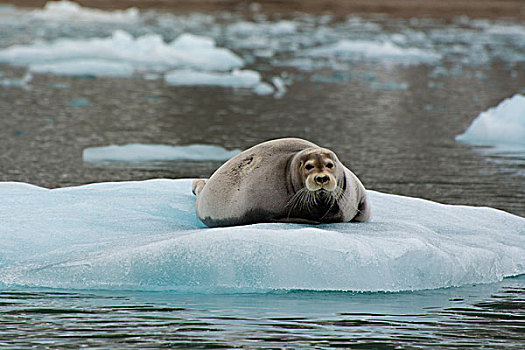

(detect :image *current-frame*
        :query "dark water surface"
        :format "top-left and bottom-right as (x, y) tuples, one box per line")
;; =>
(1, 275), (524, 349)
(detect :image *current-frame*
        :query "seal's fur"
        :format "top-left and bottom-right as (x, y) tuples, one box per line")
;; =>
(192, 138), (370, 227)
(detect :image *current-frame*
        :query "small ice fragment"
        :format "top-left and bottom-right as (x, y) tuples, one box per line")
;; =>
(165, 69), (261, 88)
(253, 82), (274, 95)
(456, 94), (525, 147)
(272, 76), (287, 98)
(68, 97), (92, 107)
(306, 39), (441, 64)
(51, 82), (69, 89)
(0, 71), (32, 89)
(82, 144), (242, 163)
(369, 81), (408, 90)
(427, 81), (444, 89)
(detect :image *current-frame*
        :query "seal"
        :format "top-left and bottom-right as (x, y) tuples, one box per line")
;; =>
(192, 138), (370, 227)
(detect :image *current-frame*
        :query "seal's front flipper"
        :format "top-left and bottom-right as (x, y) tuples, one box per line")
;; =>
(351, 195), (371, 222)
(192, 179), (207, 196)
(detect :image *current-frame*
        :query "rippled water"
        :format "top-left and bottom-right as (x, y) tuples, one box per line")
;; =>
(1, 275), (524, 349)
(0, 4), (524, 348)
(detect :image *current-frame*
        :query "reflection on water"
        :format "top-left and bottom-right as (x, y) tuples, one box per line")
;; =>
(1, 276), (523, 349)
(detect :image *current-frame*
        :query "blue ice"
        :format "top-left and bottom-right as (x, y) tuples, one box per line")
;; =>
(0, 179), (523, 293)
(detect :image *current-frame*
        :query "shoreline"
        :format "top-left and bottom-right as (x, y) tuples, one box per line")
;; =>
(2, 0), (525, 19)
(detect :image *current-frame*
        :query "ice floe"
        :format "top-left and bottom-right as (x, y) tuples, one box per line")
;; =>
(83, 144), (242, 163)
(165, 69), (274, 95)
(31, 0), (139, 22)
(0, 179), (523, 292)
(456, 94), (525, 149)
(0, 31), (244, 76)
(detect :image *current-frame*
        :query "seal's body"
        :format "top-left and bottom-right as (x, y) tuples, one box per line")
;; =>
(192, 138), (370, 227)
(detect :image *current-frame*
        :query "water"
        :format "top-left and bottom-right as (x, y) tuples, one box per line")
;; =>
(0, 3), (524, 348)
(1, 276), (524, 349)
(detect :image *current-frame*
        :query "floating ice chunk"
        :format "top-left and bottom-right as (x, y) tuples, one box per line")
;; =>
(30, 59), (135, 77)
(168, 33), (244, 71)
(170, 33), (215, 49)
(0, 179), (523, 292)
(305, 39), (442, 64)
(253, 82), (274, 96)
(0, 71), (32, 89)
(272, 76), (287, 98)
(456, 94), (525, 147)
(165, 69), (261, 88)
(227, 20), (297, 36)
(50, 82), (69, 89)
(165, 69), (276, 96)
(369, 81), (409, 90)
(0, 31), (244, 77)
(484, 24), (525, 37)
(68, 97), (92, 107)
(31, 0), (139, 22)
(268, 21), (297, 35)
(83, 144), (241, 163)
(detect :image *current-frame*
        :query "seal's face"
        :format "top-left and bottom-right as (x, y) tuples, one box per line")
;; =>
(297, 150), (339, 192)
(286, 148), (345, 221)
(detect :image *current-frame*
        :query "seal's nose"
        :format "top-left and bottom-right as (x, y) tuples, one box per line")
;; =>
(315, 175), (330, 184)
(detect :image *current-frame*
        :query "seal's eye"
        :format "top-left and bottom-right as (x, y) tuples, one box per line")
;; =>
(305, 164), (314, 170)
(326, 162), (334, 169)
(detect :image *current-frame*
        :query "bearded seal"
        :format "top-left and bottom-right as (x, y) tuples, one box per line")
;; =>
(192, 138), (370, 227)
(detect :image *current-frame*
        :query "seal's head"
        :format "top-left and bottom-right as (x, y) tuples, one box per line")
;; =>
(291, 148), (342, 193)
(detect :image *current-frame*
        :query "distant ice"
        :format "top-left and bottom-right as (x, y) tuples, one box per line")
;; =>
(271, 76), (287, 98)
(253, 82), (274, 95)
(165, 69), (275, 95)
(0, 179), (523, 292)
(31, 0), (139, 22)
(0, 31), (244, 77)
(68, 97), (92, 107)
(83, 144), (242, 163)
(369, 81), (409, 90)
(305, 39), (442, 64)
(227, 20), (297, 37)
(30, 59), (135, 77)
(456, 94), (525, 148)
(165, 69), (259, 88)
(0, 71), (32, 89)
